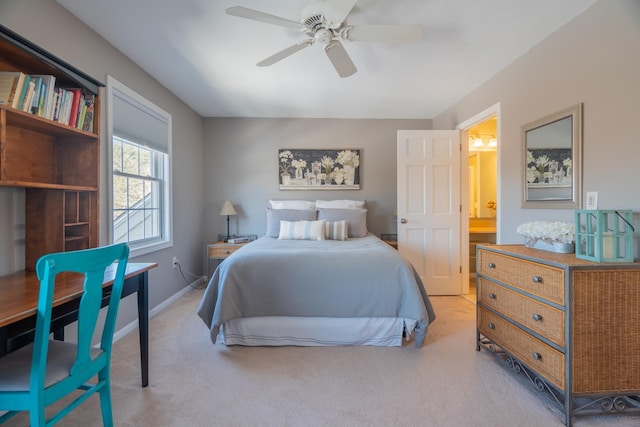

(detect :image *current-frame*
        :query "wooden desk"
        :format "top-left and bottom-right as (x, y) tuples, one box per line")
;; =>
(0, 262), (157, 387)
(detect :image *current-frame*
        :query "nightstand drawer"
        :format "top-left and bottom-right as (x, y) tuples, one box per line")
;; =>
(478, 278), (565, 347)
(477, 249), (565, 305)
(478, 307), (565, 391)
(208, 243), (242, 259)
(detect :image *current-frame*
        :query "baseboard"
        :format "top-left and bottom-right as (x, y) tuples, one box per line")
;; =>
(112, 277), (205, 343)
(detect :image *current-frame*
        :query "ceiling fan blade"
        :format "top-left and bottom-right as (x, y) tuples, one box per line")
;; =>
(345, 24), (423, 42)
(324, 41), (357, 78)
(322, 0), (358, 28)
(226, 6), (311, 32)
(257, 40), (313, 67)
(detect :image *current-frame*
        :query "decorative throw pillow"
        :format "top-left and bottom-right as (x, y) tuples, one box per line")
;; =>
(269, 200), (316, 210)
(265, 207), (317, 237)
(317, 208), (368, 238)
(315, 199), (365, 209)
(325, 220), (348, 241)
(278, 220), (327, 241)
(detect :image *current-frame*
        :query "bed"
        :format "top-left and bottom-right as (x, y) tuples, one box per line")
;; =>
(197, 200), (436, 347)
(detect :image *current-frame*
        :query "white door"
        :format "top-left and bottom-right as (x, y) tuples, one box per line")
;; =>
(397, 130), (461, 295)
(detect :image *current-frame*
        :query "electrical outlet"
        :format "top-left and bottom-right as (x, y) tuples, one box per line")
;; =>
(586, 191), (598, 210)
(172, 256), (178, 268)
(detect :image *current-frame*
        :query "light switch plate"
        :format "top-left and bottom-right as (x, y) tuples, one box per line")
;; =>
(586, 191), (598, 210)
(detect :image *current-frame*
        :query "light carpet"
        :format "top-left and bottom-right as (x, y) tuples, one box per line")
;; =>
(5, 290), (639, 426)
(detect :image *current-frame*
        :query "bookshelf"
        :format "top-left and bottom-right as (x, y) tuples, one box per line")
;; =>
(0, 25), (103, 270)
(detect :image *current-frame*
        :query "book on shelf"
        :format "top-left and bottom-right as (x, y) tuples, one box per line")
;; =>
(68, 88), (82, 128)
(15, 74), (31, 111)
(0, 71), (24, 106)
(21, 80), (36, 112)
(28, 76), (42, 115)
(81, 92), (95, 132)
(31, 74), (56, 119)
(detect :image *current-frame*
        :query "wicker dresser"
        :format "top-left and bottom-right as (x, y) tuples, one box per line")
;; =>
(476, 244), (640, 426)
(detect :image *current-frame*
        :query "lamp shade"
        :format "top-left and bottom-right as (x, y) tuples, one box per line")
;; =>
(219, 201), (237, 216)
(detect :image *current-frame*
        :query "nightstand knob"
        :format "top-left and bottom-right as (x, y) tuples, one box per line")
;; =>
(532, 352), (542, 360)
(488, 293), (497, 299)
(488, 323), (495, 330)
(225, 250), (230, 254)
(532, 275), (543, 283)
(532, 313), (543, 322)
(488, 262), (496, 269)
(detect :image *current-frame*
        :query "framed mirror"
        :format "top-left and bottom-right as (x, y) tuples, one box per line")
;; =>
(522, 103), (582, 208)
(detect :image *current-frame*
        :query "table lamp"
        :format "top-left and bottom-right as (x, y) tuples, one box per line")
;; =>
(220, 200), (237, 242)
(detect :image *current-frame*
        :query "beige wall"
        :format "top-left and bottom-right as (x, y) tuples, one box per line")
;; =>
(0, 0), (206, 328)
(203, 118), (431, 241)
(434, 0), (640, 245)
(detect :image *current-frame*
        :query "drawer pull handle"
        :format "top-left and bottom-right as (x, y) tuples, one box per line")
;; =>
(532, 313), (543, 321)
(488, 323), (495, 330)
(488, 293), (497, 299)
(487, 262), (496, 269)
(225, 250), (230, 254)
(532, 276), (543, 283)
(532, 352), (542, 360)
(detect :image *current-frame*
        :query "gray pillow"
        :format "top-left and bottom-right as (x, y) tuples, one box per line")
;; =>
(317, 208), (367, 238)
(265, 207), (317, 237)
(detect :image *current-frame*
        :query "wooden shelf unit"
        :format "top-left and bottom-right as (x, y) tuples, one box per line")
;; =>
(0, 25), (103, 270)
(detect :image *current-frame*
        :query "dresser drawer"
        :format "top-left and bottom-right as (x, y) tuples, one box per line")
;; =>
(478, 307), (565, 390)
(478, 278), (565, 347)
(477, 249), (565, 305)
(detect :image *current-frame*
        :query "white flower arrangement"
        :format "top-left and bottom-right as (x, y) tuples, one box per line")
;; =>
(516, 221), (575, 244)
(336, 150), (360, 167)
(291, 158), (307, 170)
(320, 155), (335, 174)
(279, 150), (293, 175)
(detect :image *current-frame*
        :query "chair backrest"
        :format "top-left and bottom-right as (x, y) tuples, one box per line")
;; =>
(31, 243), (129, 390)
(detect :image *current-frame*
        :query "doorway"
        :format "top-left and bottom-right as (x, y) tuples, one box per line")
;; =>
(457, 104), (500, 300)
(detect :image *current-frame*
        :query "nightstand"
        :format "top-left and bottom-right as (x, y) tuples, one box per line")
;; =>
(207, 241), (247, 275)
(381, 234), (398, 250)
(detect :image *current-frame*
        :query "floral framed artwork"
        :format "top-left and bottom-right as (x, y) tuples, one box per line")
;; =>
(278, 149), (360, 190)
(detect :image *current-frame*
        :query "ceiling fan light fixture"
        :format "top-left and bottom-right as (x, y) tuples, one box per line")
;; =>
(315, 28), (334, 44)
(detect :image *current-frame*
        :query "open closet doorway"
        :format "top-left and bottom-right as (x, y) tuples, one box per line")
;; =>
(457, 104), (500, 299)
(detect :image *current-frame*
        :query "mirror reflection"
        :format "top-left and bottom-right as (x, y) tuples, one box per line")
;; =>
(523, 104), (582, 208)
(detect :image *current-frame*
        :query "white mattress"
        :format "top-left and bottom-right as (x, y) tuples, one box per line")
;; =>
(217, 317), (418, 347)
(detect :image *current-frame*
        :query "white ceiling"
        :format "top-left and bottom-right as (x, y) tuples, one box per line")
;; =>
(56, 0), (596, 119)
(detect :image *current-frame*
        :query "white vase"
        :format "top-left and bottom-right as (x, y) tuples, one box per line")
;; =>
(343, 165), (355, 185)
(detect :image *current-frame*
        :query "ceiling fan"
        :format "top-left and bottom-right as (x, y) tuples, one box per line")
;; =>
(226, 0), (423, 78)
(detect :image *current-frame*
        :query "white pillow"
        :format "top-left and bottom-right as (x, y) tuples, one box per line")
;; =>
(269, 200), (316, 210)
(315, 200), (365, 209)
(278, 220), (327, 241)
(325, 220), (348, 241)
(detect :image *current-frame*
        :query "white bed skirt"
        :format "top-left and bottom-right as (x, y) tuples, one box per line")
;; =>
(217, 317), (418, 347)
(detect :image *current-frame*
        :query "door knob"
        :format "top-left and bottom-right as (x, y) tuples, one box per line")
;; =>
(399, 218), (407, 224)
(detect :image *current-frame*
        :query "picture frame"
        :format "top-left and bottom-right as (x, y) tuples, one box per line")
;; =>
(522, 103), (582, 208)
(278, 148), (360, 190)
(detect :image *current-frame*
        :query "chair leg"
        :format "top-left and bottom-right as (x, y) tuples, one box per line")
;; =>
(98, 372), (114, 427)
(29, 406), (46, 426)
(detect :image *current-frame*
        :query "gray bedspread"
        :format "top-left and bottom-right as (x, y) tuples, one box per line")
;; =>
(197, 234), (436, 347)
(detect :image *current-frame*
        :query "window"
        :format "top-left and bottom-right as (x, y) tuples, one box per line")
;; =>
(107, 76), (172, 256)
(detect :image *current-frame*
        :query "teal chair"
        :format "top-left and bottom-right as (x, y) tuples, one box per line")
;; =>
(0, 243), (129, 426)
